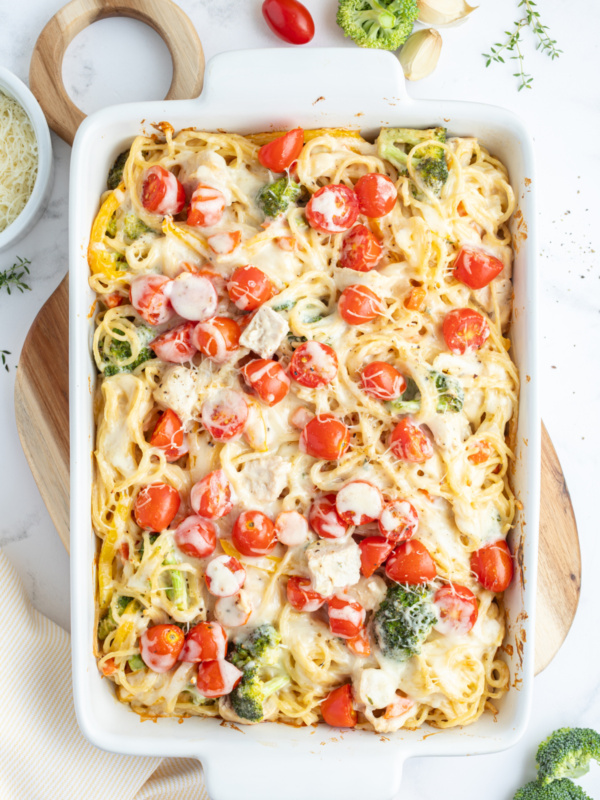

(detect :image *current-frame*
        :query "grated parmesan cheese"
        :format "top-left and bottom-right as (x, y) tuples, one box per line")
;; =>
(0, 92), (38, 233)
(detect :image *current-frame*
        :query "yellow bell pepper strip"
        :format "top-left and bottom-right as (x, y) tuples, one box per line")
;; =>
(112, 599), (138, 651)
(247, 128), (364, 147)
(88, 185), (127, 281)
(98, 527), (118, 609)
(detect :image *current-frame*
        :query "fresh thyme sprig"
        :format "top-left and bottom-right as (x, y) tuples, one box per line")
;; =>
(1, 350), (10, 372)
(483, 0), (561, 91)
(0, 256), (31, 294)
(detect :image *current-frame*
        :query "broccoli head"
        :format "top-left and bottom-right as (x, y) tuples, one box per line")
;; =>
(123, 214), (152, 240)
(536, 728), (600, 786)
(388, 371), (463, 414)
(388, 376), (421, 414)
(337, 0), (418, 50)
(102, 324), (156, 377)
(256, 176), (302, 218)
(229, 624), (282, 669)
(514, 779), (592, 800)
(376, 127), (448, 196)
(373, 584), (436, 662)
(107, 148), (130, 190)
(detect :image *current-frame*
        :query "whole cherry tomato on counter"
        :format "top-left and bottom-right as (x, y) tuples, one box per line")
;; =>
(262, 0), (314, 45)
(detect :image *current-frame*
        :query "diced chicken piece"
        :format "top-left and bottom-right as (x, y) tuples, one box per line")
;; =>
(235, 455), (292, 505)
(354, 668), (399, 710)
(153, 365), (199, 429)
(305, 538), (361, 597)
(425, 411), (471, 452)
(239, 306), (288, 358)
(453, 499), (502, 546)
(348, 575), (388, 611)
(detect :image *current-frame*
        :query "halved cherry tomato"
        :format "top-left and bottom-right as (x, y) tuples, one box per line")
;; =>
(361, 362), (406, 401)
(443, 308), (490, 355)
(174, 516), (217, 559)
(103, 292), (124, 309)
(150, 321), (197, 364)
(101, 658), (117, 676)
(214, 591), (253, 628)
(141, 165), (185, 216)
(192, 317), (241, 362)
(286, 576), (327, 612)
(190, 469), (234, 519)
(140, 624), (184, 673)
(339, 224), (383, 272)
(232, 510), (277, 557)
(471, 540), (513, 592)
(308, 494), (350, 539)
(359, 536), (394, 578)
(306, 185), (359, 234)
(390, 418), (433, 462)
(300, 414), (350, 460)
(205, 555), (246, 597)
(321, 684), (357, 728)
(258, 127), (305, 171)
(433, 584), (479, 635)
(385, 540), (437, 585)
(354, 173), (397, 218)
(227, 265), (274, 311)
(130, 274), (174, 325)
(328, 595), (365, 639)
(404, 286), (426, 311)
(338, 284), (383, 325)
(262, 0), (314, 45)
(207, 230), (241, 255)
(196, 659), (243, 697)
(289, 341), (338, 388)
(187, 183), (226, 227)
(179, 621), (227, 662)
(454, 246), (504, 289)
(335, 481), (383, 526)
(378, 499), (419, 542)
(201, 389), (248, 441)
(134, 483), (180, 531)
(242, 358), (290, 406)
(149, 409), (187, 461)
(275, 510), (309, 546)
(346, 627), (371, 657)
(167, 273), (218, 322)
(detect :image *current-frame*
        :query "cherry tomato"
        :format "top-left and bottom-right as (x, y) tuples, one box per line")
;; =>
(354, 173), (397, 218)
(207, 230), (241, 255)
(227, 265), (274, 311)
(385, 540), (437, 585)
(361, 362), (406, 401)
(378, 499), (419, 542)
(149, 409), (188, 462)
(338, 284), (383, 325)
(289, 341), (338, 388)
(275, 510), (309, 547)
(192, 317), (241, 362)
(308, 494), (350, 539)
(335, 481), (383, 526)
(214, 591), (253, 628)
(346, 627), (371, 657)
(321, 684), (357, 728)
(179, 621), (227, 662)
(339, 224), (383, 272)
(232, 510), (277, 557)
(134, 483), (180, 531)
(129, 274), (174, 326)
(101, 658), (117, 676)
(258, 127), (305, 171)
(150, 321), (197, 364)
(196, 659), (243, 697)
(262, 0), (314, 45)
(471, 540), (513, 592)
(454, 246), (504, 289)
(140, 624), (184, 673)
(205, 555), (246, 597)
(174, 516), (217, 559)
(328, 596), (365, 639)
(286, 576), (327, 612)
(390, 418), (433, 462)
(306, 185), (359, 234)
(443, 308), (490, 355)
(468, 441), (493, 465)
(167, 273), (218, 322)
(141, 165), (185, 216)
(242, 358), (290, 406)
(103, 292), (124, 309)
(187, 183), (226, 227)
(433, 584), (479, 635)
(300, 414), (350, 460)
(404, 286), (426, 311)
(201, 389), (248, 441)
(190, 469), (234, 519)
(359, 536), (394, 578)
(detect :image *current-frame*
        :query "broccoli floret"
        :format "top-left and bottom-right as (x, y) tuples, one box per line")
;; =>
(388, 371), (463, 414)
(107, 148), (130, 190)
(388, 376), (421, 414)
(514, 779), (592, 800)
(373, 584), (436, 662)
(337, 0), (418, 50)
(376, 127), (448, 196)
(229, 624), (282, 669)
(128, 654), (145, 671)
(256, 176), (302, 218)
(106, 213), (117, 239)
(536, 728), (600, 786)
(102, 325), (156, 377)
(183, 685), (216, 706)
(123, 214), (152, 240)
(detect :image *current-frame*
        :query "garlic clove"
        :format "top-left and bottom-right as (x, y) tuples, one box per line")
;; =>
(398, 29), (442, 81)
(417, 0), (477, 27)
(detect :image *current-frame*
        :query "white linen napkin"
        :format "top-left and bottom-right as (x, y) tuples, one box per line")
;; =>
(0, 549), (210, 800)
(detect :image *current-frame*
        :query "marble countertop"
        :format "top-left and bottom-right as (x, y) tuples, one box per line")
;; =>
(1, 1), (599, 797)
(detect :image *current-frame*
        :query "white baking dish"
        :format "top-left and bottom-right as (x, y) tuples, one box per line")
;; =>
(70, 48), (540, 800)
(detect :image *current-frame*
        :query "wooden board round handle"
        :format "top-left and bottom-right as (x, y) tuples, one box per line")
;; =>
(29, 0), (204, 145)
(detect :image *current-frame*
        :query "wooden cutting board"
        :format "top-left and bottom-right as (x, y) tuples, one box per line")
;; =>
(14, 276), (581, 676)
